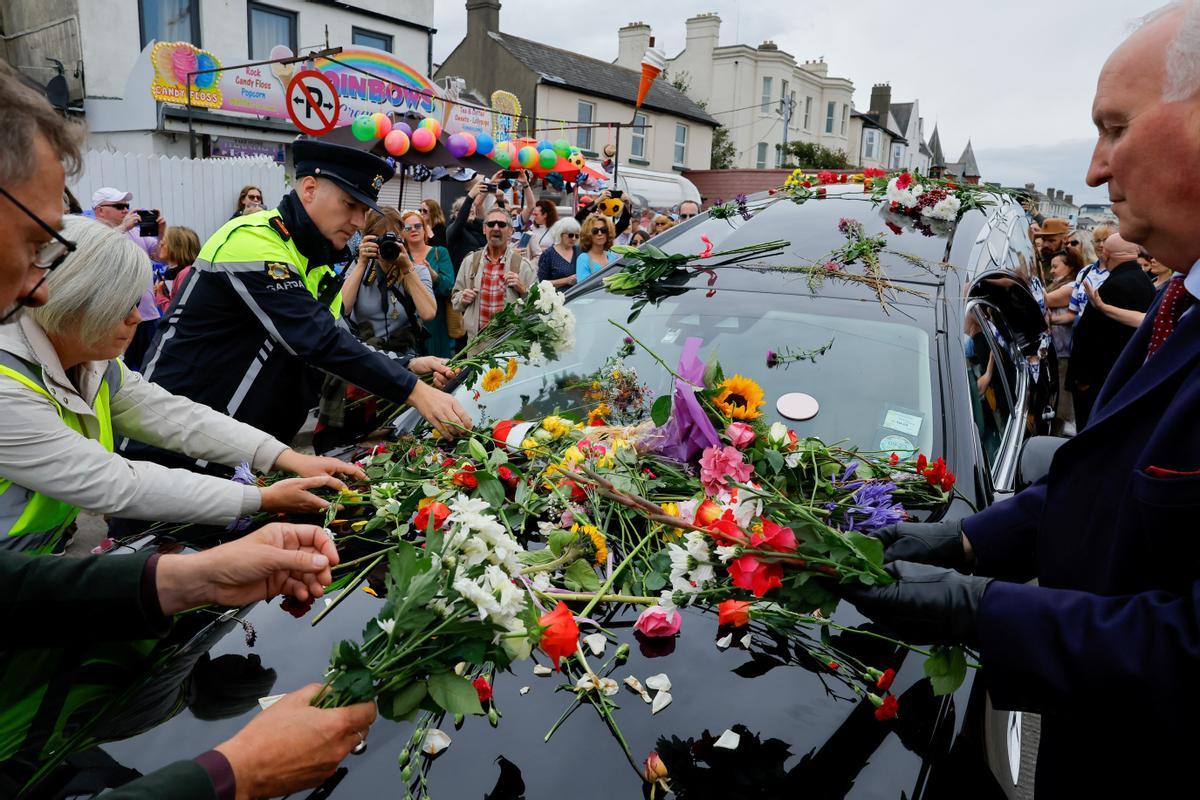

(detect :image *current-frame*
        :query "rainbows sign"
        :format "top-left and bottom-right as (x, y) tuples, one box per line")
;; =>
(313, 49), (438, 117)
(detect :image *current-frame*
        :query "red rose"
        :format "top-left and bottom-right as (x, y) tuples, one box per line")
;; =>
(889, 453), (900, 466)
(708, 509), (748, 545)
(538, 602), (580, 670)
(940, 471), (956, 493)
(896, 172), (913, 190)
(874, 693), (900, 721)
(815, 187), (827, 197)
(280, 595), (315, 619)
(728, 555), (783, 597)
(693, 498), (723, 528)
(452, 471), (478, 490)
(916, 453), (928, 472)
(717, 599), (751, 628)
(498, 465), (519, 490)
(414, 501), (451, 532)
(750, 518), (797, 553)
(875, 668), (896, 691)
(473, 676), (493, 703)
(561, 479), (588, 503)
(827, 660), (839, 671)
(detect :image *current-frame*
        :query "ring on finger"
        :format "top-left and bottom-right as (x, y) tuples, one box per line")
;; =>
(352, 729), (368, 755)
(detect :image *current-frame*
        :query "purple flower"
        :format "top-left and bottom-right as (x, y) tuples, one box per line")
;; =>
(766, 350), (778, 368)
(843, 481), (905, 532)
(226, 515), (253, 532)
(231, 461), (255, 485)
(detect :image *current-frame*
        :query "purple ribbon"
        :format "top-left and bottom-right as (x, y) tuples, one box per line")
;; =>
(645, 337), (720, 462)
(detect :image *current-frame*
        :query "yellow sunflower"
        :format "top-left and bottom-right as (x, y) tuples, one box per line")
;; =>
(714, 374), (765, 420)
(506, 358), (518, 381)
(573, 523), (609, 565)
(587, 403), (612, 426)
(481, 367), (506, 392)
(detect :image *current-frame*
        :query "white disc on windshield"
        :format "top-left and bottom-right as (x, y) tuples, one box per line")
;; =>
(776, 392), (820, 421)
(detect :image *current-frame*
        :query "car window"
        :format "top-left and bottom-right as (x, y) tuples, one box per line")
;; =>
(458, 288), (937, 458)
(964, 303), (1015, 471)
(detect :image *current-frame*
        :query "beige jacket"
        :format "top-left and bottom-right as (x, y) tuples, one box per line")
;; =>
(0, 314), (289, 524)
(450, 246), (537, 338)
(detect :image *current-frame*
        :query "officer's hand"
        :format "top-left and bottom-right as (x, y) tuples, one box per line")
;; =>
(459, 287), (478, 306)
(259, 475), (348, 514)
(870, 519), (969, 569)
(273, 449), (367, 481)
(357, 234), (378, 267)
(838, 561), (992, 646)
(407, 380), (472, 439)
(408, 356), (459, 388)
(215, 683), (376, 800)
(156, 523), (339, 614)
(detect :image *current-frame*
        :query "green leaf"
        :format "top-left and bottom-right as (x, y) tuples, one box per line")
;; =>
(331, 667), (374, 699)
(651, 395), (673, 426)
(363, 515), (387, 533)
(427, 671), (485, 716)
(475, 472), (506, 510)
(763, 449), (785, 473)
(519, 548), (560, 566)
(923, 645), (968, 696)
(845, 531), (885, 567)
(382, 680), (428, 721)
(467, 437), (489, 463)
(487, 447), (509, 469)
(564, 559), (602, 592)
(548, 529), (575, 557)
(643, 571), (667, 592)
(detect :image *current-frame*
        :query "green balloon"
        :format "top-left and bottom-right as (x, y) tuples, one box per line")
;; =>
(553, 138), (572, 158)
(539, 148), (558, 169)
(493, 146), (511, 167)
(351, 115), (376, 141)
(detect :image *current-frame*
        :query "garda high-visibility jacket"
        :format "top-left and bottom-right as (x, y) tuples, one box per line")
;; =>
(132, 193), (419, 449)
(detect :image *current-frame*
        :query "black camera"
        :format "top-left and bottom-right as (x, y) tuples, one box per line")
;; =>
(377, 231), (402, 261)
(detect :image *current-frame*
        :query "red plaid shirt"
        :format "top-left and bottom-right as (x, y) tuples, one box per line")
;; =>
(478, 253), (508, 330)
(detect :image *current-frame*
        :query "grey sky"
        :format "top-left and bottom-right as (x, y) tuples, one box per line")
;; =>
(432, 0), (1163, 204)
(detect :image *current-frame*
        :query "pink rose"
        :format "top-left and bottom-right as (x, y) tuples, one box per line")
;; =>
(699, 445), (754, 496)
(634, 605), (682, 637)
(725, 422), (755, 449)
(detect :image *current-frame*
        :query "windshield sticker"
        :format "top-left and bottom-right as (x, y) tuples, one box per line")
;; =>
(661, 328), (681, 344)
(879, 434), (916, 458)
(882, 408), (924, 437)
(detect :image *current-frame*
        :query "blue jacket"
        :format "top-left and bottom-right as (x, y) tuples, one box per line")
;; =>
(964, 282), (1199, 794)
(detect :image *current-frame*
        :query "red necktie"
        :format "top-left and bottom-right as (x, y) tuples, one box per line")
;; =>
(1146, 275), (1195, 359)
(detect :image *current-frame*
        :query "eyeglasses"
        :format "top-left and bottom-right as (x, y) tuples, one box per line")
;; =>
(419, 207), (430, 214)
(484, 219), (509, 229)
(592, 228), (607, 235)
(564, 232), (579, 239)
(246, 195), (263, 202)
(103, 202), (131, 211)
(402, 223), (424, 232)
(678, 212), (696, 219)
(1068, 240), (1080, 246)
(0, 185), (76, 270)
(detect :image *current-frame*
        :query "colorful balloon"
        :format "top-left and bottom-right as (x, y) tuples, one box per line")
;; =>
(474, 133), (495, 157)
(384, 129), (411, 156)
(351, 114), (377, 141)
(447, 133), (472, 159)
(393, 121), (413, 138)
(418, 117), (442, 138)
(372, 113), (392, 138)
(517, 146), (538, 168)
(411, 127), (437, 152)
(536, 139), (554, 152)
(553, 138), (572, 158)
(538, 148), (558, 169)
(492, 146), (512, 168)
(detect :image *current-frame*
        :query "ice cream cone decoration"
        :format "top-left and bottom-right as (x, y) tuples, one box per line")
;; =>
(637, 37), (666, 109)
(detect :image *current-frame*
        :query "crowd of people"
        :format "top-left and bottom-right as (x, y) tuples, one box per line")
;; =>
(0, 1), (1196, 796)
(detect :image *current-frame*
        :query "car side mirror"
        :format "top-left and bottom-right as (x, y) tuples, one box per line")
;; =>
(1016, 435), (1068, 491)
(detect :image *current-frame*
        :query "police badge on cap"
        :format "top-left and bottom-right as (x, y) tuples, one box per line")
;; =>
(292, 139), (396, 212)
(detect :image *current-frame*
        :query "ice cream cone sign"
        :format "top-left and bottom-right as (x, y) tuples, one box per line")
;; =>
(637, 37), (666, 109)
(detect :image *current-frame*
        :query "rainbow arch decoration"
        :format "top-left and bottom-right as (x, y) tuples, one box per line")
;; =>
(313, 48), (439, 118)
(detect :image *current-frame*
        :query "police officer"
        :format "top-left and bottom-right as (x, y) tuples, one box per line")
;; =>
(135, 139), (470, 448)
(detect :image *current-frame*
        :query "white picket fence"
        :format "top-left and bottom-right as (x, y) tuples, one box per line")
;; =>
(69, 151), (287, 241)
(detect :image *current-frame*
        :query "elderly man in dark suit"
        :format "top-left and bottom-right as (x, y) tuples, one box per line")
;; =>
(1066, 232), (1156, 426)
(844, 5), (1200, 796)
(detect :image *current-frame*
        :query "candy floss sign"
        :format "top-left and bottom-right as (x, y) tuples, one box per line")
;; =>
(146, 42), (439, 125)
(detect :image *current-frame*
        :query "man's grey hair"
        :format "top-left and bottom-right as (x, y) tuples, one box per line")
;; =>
(548, 216), (581, 244)
(0, 60), (83, 185)
(1138, 1), (1200, 100)
(30, 216), (150, 343)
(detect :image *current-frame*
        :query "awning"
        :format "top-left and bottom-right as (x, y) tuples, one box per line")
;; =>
(589, 162), (701, 211)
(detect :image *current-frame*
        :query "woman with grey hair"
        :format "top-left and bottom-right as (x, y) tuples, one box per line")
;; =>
(536, 216), (581, 289)
(0, 217), (364, 554)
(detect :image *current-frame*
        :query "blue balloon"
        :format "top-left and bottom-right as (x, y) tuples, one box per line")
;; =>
(536, 139), (554, 151)
(474, 133), (495, 156)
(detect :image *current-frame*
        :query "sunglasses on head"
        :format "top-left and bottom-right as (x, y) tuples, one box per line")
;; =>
(484, 219), (509, 229)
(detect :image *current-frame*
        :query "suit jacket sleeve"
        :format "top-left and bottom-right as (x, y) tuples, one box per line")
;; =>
(224, 268), (418, 402)
(104, 760), (219, 800)
(978, 578), (1200, 717)
(0, 550), (168, 645)
(960, 476), (1047, 581)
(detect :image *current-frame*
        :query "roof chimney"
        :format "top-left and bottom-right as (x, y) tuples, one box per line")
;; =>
(1046, 187), (1055, 199)
(466, 0), (500, 41)
(685, 12), (721, 53)
(617, 22), (652, 70)
(869, 83), (891, 122)
(758, 40), (778, 51)
(1024, 182), (1035, 191)
(1065, 194), (1074, 205)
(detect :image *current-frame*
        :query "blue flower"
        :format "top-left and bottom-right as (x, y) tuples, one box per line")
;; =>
(231, 461), (255, 485)
(843, 481), (905, 532)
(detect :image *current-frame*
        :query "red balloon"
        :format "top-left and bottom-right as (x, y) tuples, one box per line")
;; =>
(411, 127), (437, 153)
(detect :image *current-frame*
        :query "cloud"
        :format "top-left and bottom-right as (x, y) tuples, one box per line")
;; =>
(974, 139), (1109, 205)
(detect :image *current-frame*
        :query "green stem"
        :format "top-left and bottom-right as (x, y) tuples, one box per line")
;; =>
(538, 591), (658, 605)
(310, 553), (385, 626)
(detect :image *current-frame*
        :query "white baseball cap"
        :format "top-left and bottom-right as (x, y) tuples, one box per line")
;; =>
(92, 187), (133, 207)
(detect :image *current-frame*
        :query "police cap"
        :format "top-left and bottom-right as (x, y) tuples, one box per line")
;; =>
(293, 138), (395, 213)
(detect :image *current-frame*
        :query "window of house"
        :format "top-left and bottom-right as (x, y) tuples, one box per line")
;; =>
(674, 123), (688, 167)
(775, 143), (786, 168)
(756, 142), (768, 169)
(760, 77), (773, 113)
(804, 96), (812, 130)
(841, 103), (848, 135)
(631, 112), (647, 159)
(577, 101), (595, 151)
(891, 143), (906, 169)
(140, 0), (200, 47)
(863, 129), (880, 160)
(248, 2), (297, 60)
(825, 100), (836, 133)
(352, 27), (392, 52)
